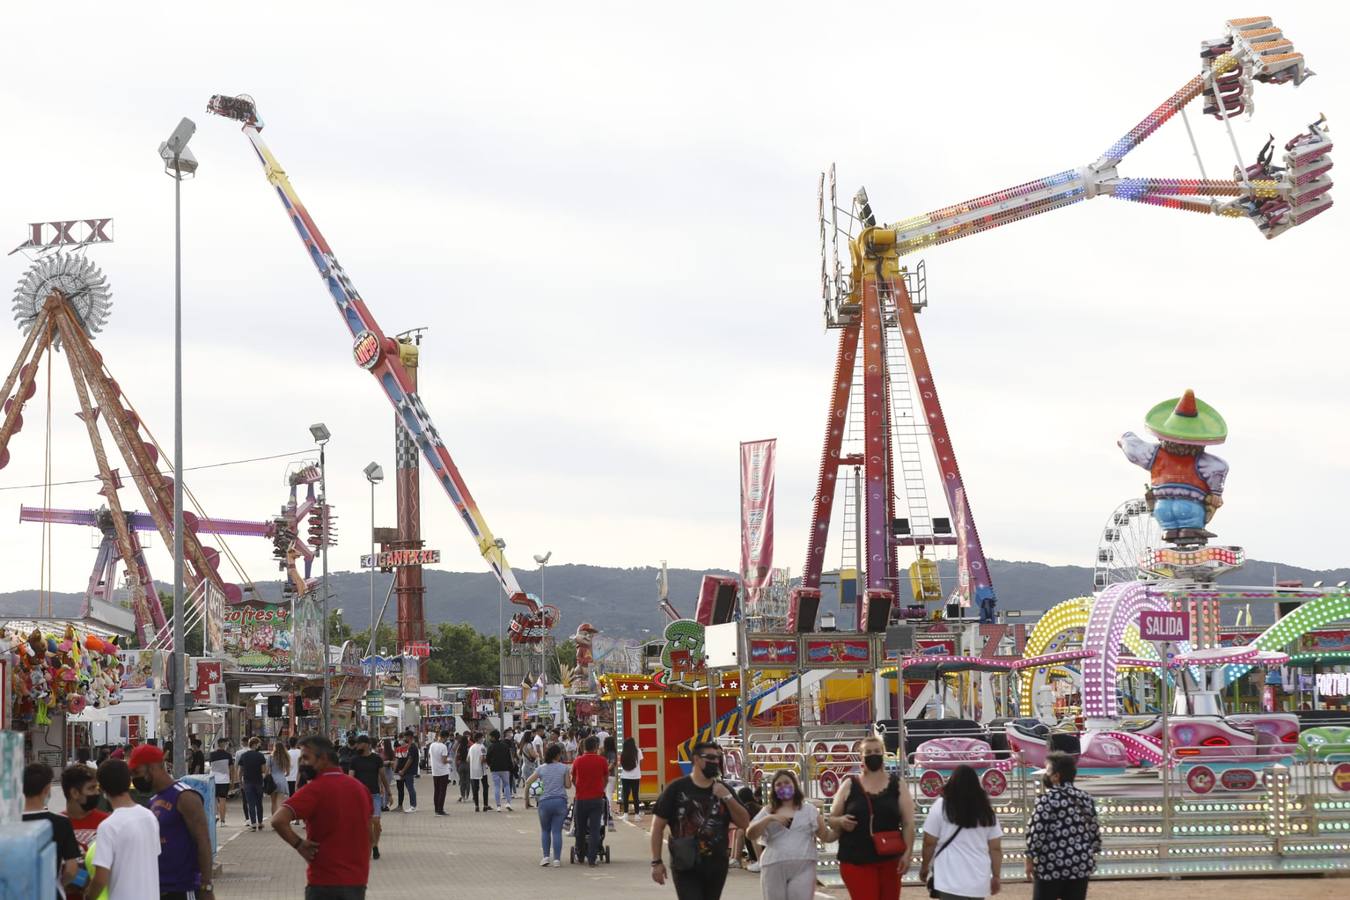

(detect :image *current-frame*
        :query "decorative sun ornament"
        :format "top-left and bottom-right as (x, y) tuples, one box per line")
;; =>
(12, 252), (112, 347)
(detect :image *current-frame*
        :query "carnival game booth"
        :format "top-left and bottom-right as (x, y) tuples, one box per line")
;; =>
(599, 671), (742, 802)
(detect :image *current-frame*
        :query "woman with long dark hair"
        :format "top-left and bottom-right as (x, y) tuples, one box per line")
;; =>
(747, 770), (836, 900)
(918, 765), (1003, 899)
(829, 734), (915, 900)
(602, 736), (619, 818)
(618, 737), (643, 819)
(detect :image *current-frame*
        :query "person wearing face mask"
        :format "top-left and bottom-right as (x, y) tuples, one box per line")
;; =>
(828, 734), (915, 900)
(273, 735), (373, 899)
(746, 770), (838, 900)
(61, 765), (108, 900)
(130, 743), (215, 900)
(650, 740), (751, 900)
(22, 762), (83, 899)
(1024, 753), (1100, 900)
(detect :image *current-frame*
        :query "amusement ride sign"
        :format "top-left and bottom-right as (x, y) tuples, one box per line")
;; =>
(360, 548), (440, 568)
(1139, 610), (1190, 642)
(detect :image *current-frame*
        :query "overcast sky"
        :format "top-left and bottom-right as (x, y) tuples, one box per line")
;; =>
(0, 1), (1345, 607)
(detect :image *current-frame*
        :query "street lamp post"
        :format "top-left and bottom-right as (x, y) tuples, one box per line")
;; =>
(159, 118), (198, 777)
(310, 423), (332, 736)
(495, 537), (506, 725)
(363, 462), (384, 733)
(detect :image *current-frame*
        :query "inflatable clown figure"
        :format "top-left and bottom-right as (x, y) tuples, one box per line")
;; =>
(1118, 389), (1228, 545)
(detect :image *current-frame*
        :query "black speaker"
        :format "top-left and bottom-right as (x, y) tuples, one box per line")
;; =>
(789, 588), (820, 633)
(861, 591), (894, 633)
(267, 695), (285, 718)
(695, 575), (739, 625)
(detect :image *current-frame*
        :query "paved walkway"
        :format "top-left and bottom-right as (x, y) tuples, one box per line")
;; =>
(212, 787), (1348, 899)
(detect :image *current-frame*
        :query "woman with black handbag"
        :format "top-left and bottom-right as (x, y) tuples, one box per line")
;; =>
(829, 734), (915, 900)
(918, 765), (1003, 899)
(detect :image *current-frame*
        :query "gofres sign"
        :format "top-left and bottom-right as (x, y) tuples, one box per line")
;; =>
(359, 548), (440, 568)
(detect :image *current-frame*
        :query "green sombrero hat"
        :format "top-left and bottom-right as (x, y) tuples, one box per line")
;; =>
(1145, 389), (1227, 445)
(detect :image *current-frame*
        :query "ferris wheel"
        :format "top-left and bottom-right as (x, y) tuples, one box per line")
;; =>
(1093, 499), (1162, 590)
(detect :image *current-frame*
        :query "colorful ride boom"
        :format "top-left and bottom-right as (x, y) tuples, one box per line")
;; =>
(207, 94), (535, 619)
(795, 17), (1330, 632)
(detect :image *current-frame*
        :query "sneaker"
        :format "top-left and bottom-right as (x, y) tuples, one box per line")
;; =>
(372, 846), (381, 860)
(607, 820), (616, 832)
(550, 859), (561, 868)
(505, 804), (514, 812)
(540, 857), (551, 867)
(435, 811), (448, 817)
(746, 862), (761, 873)
(588, 860), (598, 868)
(407, 806), (417, 813)
(496, 805), (503, 812)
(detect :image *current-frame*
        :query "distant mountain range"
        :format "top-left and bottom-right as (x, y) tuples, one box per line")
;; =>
(3, 558), (1347, 640)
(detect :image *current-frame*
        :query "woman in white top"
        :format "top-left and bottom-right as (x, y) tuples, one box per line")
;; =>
(745, 770), (837, 900)
(918, 765), (1004, 899)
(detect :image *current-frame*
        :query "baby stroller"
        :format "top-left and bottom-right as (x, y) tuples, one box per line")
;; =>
(566, 798), (613, 864)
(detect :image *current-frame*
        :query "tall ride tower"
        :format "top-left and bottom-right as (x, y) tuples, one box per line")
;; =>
(393, 330), (428, 681)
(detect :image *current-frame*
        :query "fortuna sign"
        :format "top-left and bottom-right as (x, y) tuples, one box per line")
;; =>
(360, 548), (440, 568)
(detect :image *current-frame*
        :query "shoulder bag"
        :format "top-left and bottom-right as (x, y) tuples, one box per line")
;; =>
(857, 775), (906, 858)
(926, 824), (963, 899)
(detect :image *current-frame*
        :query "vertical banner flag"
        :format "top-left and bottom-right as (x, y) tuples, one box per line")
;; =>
(951, 487), (972, 608)
(740, 439), (776, 609)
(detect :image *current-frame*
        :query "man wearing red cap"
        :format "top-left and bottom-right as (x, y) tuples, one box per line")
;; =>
(129, 743), (215, 900)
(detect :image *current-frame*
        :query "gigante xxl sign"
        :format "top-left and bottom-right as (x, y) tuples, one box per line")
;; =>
(360, 548), (441, 568)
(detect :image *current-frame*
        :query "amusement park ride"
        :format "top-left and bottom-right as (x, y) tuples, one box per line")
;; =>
(206, 93), (559, 653)
(791, 15), (1332, 634)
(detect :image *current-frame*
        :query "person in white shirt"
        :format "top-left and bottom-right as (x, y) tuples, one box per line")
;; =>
(286, 737), (302, 794)
(747, 770), (838, 900)
(88, 760), (161, 900)
(467, 732), (489, 812)
(429, 729), (453, 815)
(919, 765), (1004, 900)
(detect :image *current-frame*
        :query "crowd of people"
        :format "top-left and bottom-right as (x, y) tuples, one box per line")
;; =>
(26, 727), (1102, 900)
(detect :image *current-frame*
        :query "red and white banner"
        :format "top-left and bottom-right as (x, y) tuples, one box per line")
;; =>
(740, 439), (776, 608)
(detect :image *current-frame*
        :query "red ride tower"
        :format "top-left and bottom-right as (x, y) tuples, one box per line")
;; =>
(392, 331), (428, 682)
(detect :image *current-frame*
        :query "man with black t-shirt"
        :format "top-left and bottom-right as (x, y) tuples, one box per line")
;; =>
(22, 762), (83, 899)
(237, 737), (268, 831)
(650, 740), (749, 900)
(344, 734), (393, 859)
(188, 738), (206, 776)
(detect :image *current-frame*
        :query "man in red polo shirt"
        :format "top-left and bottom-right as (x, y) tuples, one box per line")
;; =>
(571, 735), (610, 867)
(273, 735), (372, 899)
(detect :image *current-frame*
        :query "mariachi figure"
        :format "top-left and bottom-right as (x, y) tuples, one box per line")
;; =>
(1118, 389), (1228, 544)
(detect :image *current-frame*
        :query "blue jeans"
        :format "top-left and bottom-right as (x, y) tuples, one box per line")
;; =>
(491, 770), (511, 807)
(1154, 497), (1206, 530)
(402, 774), (417, 808)
(242, 781), (264, 825)
(574, 797), (605, 864)
(537, 796), (567, 859)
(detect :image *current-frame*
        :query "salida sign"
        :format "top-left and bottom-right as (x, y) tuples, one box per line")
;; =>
(1139, 610), (1190, 642)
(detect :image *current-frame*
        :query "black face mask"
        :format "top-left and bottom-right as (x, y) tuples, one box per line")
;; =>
(863, 754), (885, 772)
(131, 776), (154, 794)
(80, 794), (103, 813)
(703, 761), (721, 779)
(298, 764), (318, 782)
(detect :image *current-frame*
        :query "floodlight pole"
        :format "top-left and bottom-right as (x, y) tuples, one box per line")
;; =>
(169, 138), (190, 778)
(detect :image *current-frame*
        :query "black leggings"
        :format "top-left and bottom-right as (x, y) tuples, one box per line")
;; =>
(458, 765), (471, 799)
(1032, 878), (1090, 900)
(620, 778), (641, 814)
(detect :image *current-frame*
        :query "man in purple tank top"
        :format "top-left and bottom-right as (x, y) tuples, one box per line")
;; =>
(131, 744), (216, 900)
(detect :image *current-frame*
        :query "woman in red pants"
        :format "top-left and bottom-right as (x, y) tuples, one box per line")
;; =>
(828, 734), (915, 900)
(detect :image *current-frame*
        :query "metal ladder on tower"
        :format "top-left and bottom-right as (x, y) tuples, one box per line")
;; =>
(883, 288), (935, 549)
(838, 353), (866, 576)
